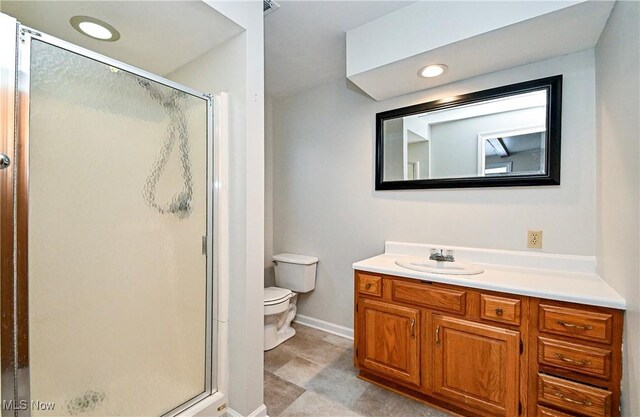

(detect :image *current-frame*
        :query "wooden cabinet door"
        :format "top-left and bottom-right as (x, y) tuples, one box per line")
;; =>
(432, 315), (520, 416)
(358, 298), (420, 386)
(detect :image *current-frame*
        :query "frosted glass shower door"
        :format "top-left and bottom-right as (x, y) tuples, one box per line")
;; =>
(22, 37), (213, 416)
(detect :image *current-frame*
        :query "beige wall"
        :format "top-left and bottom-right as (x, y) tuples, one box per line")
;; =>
(595, 2), (640, 415)
(265, 95), (275, 287)
(268, 49), (597, 329)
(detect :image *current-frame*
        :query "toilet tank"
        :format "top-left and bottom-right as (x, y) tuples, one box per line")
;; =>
(273, 253), (318, 293)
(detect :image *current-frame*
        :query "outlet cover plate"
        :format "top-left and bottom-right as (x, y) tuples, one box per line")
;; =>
(528, 230), (543, 249)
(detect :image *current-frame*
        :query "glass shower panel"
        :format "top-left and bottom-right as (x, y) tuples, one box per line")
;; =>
(27, 40), (209, 416)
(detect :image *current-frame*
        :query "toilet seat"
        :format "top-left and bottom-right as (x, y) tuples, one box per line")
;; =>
(264, 286), (293, 306)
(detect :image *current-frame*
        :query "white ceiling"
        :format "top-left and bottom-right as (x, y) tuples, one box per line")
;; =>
(347, 1), (614, 100)
(1, 1), (243, 76)
(265, 1), (412, 98)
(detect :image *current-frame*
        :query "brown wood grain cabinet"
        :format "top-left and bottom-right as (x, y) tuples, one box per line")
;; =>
(536, 404), (577, 417)
(357, 298), (421, 386)
(432, 314), (521, 416)
(357, 272), (383, 297)
(480, 294), (522, 326)
(537, 337), (612, 379)
(353, 270), (624, 417)
(537, 373), (612, 417)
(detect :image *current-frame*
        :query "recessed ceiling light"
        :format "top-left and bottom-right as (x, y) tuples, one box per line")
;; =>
(70, 16), (120, 42)
(418, 64), (448, 78)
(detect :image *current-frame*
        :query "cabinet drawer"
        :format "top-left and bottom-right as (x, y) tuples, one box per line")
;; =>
(538, 337), (611, 379)
(392, 280), (465, 314)
(537, 373), (612, 417)
(480, 294), (521, 325)
(539, 304), (613, 344)
(537, 405), (578, 417)
(357, 273), (382, 297)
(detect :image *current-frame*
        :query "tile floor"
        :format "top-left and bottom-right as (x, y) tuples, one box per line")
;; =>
(264, 323), (453, 417)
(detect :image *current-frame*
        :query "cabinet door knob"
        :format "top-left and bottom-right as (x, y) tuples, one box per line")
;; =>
(435, 325), (441, 346)
(0, 154), (10, 169)
(410, 318), (415, 339)
(365, 283), (372, 290)
(495, 307), (504, 316)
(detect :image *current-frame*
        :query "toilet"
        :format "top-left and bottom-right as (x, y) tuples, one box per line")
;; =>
(264, 253), (318, 351)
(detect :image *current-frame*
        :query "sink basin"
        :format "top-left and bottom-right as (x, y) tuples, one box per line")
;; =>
(395, 257), (484, 275)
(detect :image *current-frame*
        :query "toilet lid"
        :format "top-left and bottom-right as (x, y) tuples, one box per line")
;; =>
(264, 287), (293, 304)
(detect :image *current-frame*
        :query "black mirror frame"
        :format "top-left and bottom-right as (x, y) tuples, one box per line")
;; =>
(375, 75), (562, 190)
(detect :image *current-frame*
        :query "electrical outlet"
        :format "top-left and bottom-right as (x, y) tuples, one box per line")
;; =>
(528, 230), (543, 249)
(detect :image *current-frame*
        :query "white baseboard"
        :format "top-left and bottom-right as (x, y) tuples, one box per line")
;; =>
(293, 314), (354, 340)
(226, 404), (267, 417)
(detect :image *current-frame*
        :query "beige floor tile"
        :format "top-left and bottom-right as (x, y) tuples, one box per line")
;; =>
(279, 391), (363, 417)
(265, 343), (299, 373)
(267, 325), (454, 417)
(283, 327), (350, 368)
(274, 356), (325, 388)
(304, 364), (369, 408)
(325, 347), (358, 375)
(323, 333), (354, 349)
(352, 383), (453, 417)
(264, 371), (306, 417)
(290, 323), (327, 345)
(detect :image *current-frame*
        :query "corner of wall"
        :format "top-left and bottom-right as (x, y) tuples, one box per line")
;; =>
(594, 1), (640, 416)
(186, 2), (265, 415)
(264, 94), (275, 288)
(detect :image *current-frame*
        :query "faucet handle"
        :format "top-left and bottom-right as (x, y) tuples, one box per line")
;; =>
(446, 250), (453, 257)
(430, 248), (438, 255)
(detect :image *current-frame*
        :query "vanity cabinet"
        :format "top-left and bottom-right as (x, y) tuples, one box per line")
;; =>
(353, 270), (623, 417)
(528, 299), (622, 417)
(357, 298), (421, 386)
(432, 315), (521, 416)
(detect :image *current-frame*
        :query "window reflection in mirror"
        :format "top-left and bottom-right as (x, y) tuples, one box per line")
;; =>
(482, 131), (545, 176)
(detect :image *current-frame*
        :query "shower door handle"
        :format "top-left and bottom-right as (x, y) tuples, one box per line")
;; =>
(0, 154), (10, 169)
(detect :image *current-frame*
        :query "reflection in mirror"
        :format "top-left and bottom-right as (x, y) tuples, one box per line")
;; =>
(482, 130), (545, 176)
(376, 76), (561, 189)
(383, 90), (547, 181)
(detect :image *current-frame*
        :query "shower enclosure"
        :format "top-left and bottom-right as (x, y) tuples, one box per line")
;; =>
(1, 15), (219, 417)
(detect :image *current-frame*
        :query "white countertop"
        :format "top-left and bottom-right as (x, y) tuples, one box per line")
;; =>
(352, 242), (626, 310)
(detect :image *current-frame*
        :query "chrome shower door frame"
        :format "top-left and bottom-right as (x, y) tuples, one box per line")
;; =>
(2, 22), (217, 417)
(0, 12), (19, 416)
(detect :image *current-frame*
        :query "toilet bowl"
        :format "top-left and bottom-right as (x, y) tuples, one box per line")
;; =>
(264, 287), (296, 350)
(263, 253), (318, 351)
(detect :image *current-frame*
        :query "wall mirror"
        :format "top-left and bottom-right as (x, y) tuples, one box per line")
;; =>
(375, 75), (562, 190)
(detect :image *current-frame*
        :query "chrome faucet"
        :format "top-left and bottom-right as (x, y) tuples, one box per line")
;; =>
(429, 249), (455, 262)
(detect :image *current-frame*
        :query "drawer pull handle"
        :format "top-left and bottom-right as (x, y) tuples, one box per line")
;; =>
(553, 391), (592, 406)
(554, 353), (591, 366)
(555, 320), (593, 330)
(365, 283), (372, 290)
(435, 325), (441, 346)
(494, 307), (504, 316)
(410, 318), (415, 339)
